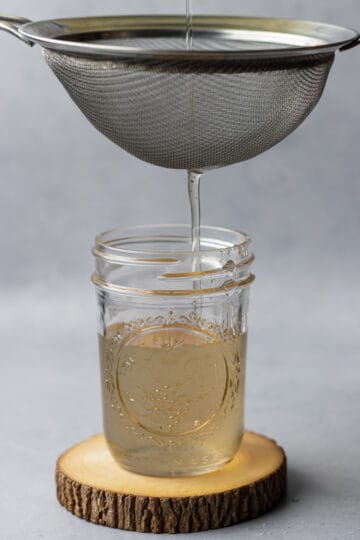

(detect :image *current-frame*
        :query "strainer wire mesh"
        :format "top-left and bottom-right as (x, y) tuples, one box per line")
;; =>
(44, 30), (334, 170)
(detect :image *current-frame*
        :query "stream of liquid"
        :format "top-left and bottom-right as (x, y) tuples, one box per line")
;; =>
(186, 0), (193, 49)
(188, 170), (201, 272)
(186, 0), (203, 275)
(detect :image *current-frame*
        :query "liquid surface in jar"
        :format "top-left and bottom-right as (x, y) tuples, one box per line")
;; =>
(99, 321), (247, 476)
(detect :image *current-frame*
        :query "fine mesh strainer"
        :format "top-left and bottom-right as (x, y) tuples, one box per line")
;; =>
(0, 15), (359, 170)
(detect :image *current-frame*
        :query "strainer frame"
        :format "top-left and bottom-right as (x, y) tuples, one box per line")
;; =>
(14, 15), (359, 59)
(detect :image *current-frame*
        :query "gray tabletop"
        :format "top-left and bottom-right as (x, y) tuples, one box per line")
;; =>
(1, 280), (359, 540)
(0, 0), (359, 539)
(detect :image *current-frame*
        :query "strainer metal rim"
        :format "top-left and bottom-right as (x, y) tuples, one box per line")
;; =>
(19, 15), (359, 59)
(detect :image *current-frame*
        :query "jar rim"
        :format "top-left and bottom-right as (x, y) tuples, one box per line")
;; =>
(92, 224), (254, 296)
(93, 224), (252, 263)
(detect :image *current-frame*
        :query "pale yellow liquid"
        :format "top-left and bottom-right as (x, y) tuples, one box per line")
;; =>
(99, 322), (246, 476)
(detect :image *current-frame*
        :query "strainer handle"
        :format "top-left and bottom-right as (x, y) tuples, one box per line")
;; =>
(340, 35), (360, 52)
(0, 15), (34, 46)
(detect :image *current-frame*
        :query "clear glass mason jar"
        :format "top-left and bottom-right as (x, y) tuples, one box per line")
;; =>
(92, 225), (255, 477)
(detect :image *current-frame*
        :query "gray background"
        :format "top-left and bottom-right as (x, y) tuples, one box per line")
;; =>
(0, 1), (359, 539)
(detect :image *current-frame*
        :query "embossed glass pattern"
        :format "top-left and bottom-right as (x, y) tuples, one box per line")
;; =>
(92, 225), (254, 476)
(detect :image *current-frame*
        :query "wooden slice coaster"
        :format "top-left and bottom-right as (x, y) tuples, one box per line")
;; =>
(56, 432), (286, 534)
